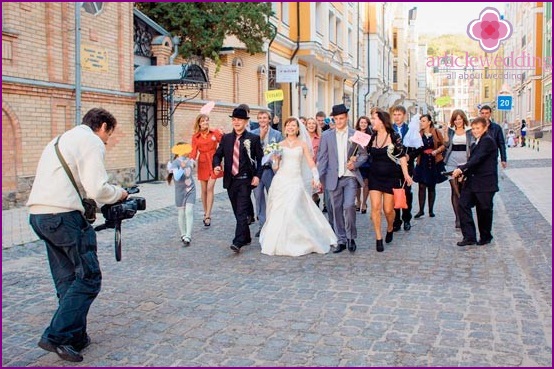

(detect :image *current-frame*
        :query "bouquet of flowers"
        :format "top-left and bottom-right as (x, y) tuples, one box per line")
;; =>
(262, 142), (282, 166)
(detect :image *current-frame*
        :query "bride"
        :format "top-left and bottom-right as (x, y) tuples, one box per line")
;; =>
(260, 117), (337, 256)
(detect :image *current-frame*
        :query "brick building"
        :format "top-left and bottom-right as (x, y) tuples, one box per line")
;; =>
(2, 3), (269, 208)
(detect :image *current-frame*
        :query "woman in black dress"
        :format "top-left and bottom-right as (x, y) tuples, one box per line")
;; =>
(355, 116), (372, 214)
(413, 114), (447, 218)
(367, 109), (413, 252)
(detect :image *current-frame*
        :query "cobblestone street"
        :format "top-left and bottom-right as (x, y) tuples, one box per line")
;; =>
(2, 156), (552, 367)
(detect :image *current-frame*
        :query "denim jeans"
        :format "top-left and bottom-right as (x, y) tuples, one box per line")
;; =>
(30, 211), (101, 346)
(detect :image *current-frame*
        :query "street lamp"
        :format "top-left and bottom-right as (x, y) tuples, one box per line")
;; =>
(301, 84), (308, 99)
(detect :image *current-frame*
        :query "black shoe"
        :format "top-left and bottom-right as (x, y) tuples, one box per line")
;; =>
(247, 216), (255, 225)
(455, 220), (461, 228)
(403, 221), (411, 231)
(385, 231), (393, 244)
(333, 244), (346, 253)
(414, 211), (424, 219)
(361, 208), (367, 214)
(38, 338), (84, 362)
(376, 239), (384, 252)
(457, 239), (476, 246)
(347, 239), (356, 252)
(255, 230), (261, 237)
(477, 237), (493, 245)
(392, 224), (401, 232)
(322, 206), (328, 213)
(230, 244), (241, 253)
(73, 334), (91, 352)
(429, 212), (435, 217)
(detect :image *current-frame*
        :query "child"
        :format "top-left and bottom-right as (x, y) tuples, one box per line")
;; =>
(167, 143), (196, 247)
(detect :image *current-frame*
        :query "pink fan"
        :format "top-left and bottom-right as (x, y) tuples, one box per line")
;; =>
(200, 101), (215, 115)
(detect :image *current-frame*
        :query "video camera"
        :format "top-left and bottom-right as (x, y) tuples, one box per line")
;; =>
(94, 186), (146, 262)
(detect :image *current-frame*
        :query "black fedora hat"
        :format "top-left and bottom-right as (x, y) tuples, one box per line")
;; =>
(229, 107), (250, 120)
(330, 104), (349, 117)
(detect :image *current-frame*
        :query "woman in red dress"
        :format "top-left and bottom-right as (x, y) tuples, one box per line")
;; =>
(190, 113), (223, 226)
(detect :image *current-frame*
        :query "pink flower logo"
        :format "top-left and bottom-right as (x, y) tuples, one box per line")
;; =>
(467, 7), (512, 53)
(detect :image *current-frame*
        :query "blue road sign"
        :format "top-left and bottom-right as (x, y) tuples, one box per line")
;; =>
(497, 95), (513, 111)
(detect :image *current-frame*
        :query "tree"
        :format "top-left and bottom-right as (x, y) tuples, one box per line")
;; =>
(137, 2), (275, 65)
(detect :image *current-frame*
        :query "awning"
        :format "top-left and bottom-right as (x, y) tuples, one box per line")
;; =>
(134, 63), (210, 91)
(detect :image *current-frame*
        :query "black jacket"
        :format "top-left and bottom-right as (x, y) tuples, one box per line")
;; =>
(213, 130), (264, 189)
(488, 121), (507, 163)
(459, 134), (499, 193)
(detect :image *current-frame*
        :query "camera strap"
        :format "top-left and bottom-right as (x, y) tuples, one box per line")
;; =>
(54, 135), (84, 203)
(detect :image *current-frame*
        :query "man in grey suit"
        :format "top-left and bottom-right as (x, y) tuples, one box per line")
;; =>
(317, 104), (368, 253)
(251, 110), (283, 237)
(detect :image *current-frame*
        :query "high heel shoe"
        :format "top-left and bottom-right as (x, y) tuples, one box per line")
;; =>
(361, 208), (367, 214)
(385, 231), (393, 244)
(376, 239), (384, 252)
(414, 211), (424, 219)
(429, 212), (435, 217)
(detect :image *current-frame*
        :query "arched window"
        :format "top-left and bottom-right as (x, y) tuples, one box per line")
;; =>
(82, 2), (103, 16)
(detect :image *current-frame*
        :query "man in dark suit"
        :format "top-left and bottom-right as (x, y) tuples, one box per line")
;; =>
(452, 117), (499, 246)
(391, 105), (415, 231)
(213, 107), (264, 253)
(479, 105), (507, 168)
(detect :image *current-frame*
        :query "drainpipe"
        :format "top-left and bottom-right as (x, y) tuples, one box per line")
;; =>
(289, 3), (300, 117)
(168, 36), (180, 149)
(267, 23), (278, 121)
(363, 5), (371, 115)
(354, 2), (360, 118)
(75, 2), (82, 125)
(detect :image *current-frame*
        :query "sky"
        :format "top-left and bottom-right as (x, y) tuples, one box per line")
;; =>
(413, 2), (507, 36)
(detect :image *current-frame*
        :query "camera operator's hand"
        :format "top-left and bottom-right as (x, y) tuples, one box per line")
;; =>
(119, 190), (128, 201)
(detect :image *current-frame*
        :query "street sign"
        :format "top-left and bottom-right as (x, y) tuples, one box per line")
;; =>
(497, 95), (513, 111)
(265, 89), (284, 103)
(276, 65), (299, 83)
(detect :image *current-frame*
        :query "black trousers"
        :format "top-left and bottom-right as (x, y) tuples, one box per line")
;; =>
(394, 161), (414, 225)
(227, 177), (253, 247)
(458, 189), (496, 242)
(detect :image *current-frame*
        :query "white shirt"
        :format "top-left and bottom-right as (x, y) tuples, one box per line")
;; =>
(27, 125), (124, 214)
(335, 128), (354, 178)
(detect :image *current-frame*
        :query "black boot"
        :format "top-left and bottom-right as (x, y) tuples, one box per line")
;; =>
(376, 239), (384, 252)
(385, 231), (393, 244)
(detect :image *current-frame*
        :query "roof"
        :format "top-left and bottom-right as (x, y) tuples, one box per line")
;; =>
(133, 8), (169, 36)
(134, 64), (210, 90)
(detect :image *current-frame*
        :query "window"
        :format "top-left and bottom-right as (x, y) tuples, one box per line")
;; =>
(348, 27), (353, 57)
(521, 35), (526, 48)
(393, 32), (397, 50)
(336, 17), (343, 48)
(393, 66), (398, 83)
(316, 3), (323, 35)
(282, 3), (289, 25)
(82, 2), (103, 16)
(484, 86), (489, 99)
(329, 11), (336, 44)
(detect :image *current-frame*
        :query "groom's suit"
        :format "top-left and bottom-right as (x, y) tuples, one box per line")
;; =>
(213, 130), (264, 247)
(317, 127), (368, 246)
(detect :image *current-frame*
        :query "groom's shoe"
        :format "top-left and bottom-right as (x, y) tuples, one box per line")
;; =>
(347, 239), (356, 252)
(230, 244), (241, 253)
(333, 244), (346, 253)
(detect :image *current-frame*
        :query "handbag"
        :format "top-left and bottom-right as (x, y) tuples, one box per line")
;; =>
(54, 135), (97, 223)
(393, 180), (408, 209)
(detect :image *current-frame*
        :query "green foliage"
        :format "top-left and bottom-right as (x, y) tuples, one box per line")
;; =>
(137, 2), (275, 64)
(421, 33), (482, 57)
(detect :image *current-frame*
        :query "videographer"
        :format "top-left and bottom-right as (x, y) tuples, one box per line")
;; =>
(27, 108), (128, 362)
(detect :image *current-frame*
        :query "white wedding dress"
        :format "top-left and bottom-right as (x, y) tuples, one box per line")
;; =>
(260, 146), (337, 256)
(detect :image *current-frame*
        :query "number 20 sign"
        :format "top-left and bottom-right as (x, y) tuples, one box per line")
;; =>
(497, 95), (513, 111)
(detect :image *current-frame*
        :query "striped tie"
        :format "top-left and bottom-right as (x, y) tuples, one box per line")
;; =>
(231, 135), (241, 175)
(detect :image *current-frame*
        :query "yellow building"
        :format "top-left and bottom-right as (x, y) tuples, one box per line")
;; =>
(268, 2), (364, 124)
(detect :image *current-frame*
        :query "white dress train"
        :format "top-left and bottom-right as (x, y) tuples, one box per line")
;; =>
(260, 146), (337, 256)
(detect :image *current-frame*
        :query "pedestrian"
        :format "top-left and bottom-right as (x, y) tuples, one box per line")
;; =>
(168, 142), (196, 246)
(507, 130), (516, 148)
(190, 113), (223, 227)
(317, 104), (368, 253)
(391, 105), (416, 232)
(354, 115), (372, 214)
(366, 109), (413, 252)
(444, 109), (474, 228)
(520, 119), (527, 147)
(236, 103), (256, 224)
(213, 106), (264, 253)
(316, 111), (329, 132)
(27, 108), (128, 362)
(452, 117), (499, 246)
(413, 114), (447, 219)
(251, 110), (283, 237)
(479, 105), (507, 168)
(306, 117), (322, 207)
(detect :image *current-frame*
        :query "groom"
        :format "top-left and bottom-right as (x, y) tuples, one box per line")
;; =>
(317, 104), (368, 253)
(213, 106), (264, 253)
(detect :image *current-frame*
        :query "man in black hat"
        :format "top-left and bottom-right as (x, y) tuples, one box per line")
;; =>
(213, 106), (264, 253)
(317, 104), (368, 254)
